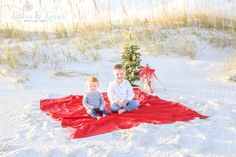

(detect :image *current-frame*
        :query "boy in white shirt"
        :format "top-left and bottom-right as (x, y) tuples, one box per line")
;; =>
(107, 64), (140, 114)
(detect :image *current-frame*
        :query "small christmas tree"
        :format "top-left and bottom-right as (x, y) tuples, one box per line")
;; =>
(121, 32), (142, 86)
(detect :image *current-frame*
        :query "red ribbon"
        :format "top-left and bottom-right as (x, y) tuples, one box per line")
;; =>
(139, 66), (158, 93)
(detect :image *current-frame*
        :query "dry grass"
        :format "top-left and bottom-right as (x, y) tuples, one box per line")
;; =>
(143, 39), (163, 56)
(0, 45), (26, 68)
(87, 50), (101, 61)
(54, 70), (81, 77)
(55, 23), (68, 39)
(72, 38), (87, 55)
(30, 45), (39, 68)
(225, 51), (236, 81)
(41, 30), (49, 41)
(166, 36), (196, 59)
(0, 24), (14, 38)
(54, 70), (91, 77)
(225, 53), (236, 72)
(0, 24), (26, 41)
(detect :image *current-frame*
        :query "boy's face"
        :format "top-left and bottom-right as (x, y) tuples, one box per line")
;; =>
(113, 69), (125, 82)
(87, 81), (99, 93)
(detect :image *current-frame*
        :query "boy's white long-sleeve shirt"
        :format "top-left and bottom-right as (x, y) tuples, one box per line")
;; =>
(107, 79), (134, 104)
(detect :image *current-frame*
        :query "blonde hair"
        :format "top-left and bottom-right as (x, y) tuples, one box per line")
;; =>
(86, 76), (99, 85)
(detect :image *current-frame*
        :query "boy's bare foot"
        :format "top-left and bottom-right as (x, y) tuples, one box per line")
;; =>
(96, 116), (101, 120)
(118, 109), (126, 114)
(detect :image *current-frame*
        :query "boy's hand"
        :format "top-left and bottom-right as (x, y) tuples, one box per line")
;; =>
(117, 101), (123, 107)
(120, 100), (128, 107)
(99, 107), (104, 111)
(121, 100), (129, 105)
(89, 106), (95, 110)
(117, 100), (128, 107)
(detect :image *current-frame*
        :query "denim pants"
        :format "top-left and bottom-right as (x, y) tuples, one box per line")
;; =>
(86, 108), (109, 118)
(110, 100), (140, 113)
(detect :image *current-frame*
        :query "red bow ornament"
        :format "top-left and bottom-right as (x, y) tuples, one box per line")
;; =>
(139, 66), (158, 93)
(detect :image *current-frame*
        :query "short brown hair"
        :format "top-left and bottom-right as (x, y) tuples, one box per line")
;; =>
(113, 64), (124, 70)
(86, 76), (99, 84)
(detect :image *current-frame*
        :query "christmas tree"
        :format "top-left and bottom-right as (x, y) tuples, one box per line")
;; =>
(121, 32), (142, 86)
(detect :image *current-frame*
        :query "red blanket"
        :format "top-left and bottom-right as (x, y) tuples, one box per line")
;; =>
(40, 88), (208, 139)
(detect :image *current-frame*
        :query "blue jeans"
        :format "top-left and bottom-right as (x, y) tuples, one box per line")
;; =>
(110, 100), (140, 113)
(86, 108), (109, 118)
